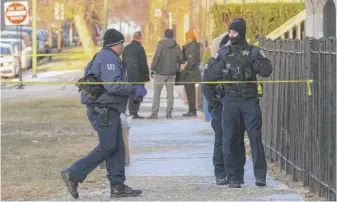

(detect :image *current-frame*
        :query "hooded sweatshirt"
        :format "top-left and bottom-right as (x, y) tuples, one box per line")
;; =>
(151, 38), (184, 75)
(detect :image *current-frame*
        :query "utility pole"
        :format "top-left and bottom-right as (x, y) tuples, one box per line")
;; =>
(32, 0), (37, 77)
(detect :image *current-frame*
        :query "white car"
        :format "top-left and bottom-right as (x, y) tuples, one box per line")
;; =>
(0, 43), (19, 78)
(0, 31), (32, 49)
(0, 38), (32, 69)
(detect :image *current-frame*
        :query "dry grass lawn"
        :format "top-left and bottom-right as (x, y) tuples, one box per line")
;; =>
(1, 96), (193, 200)
(1, 97), (107, 200)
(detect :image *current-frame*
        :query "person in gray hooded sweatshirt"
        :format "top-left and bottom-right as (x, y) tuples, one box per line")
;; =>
(148, 29), (184, 119)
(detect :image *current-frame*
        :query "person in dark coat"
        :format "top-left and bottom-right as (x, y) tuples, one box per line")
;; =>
(122, 31), (150, 119)
(181, 29), (202, 117)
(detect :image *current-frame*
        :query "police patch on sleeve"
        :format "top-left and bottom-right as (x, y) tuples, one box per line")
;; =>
(260, 50), (267, 58)
(214, 52), (219, 59)
(107, 64), (116, 70)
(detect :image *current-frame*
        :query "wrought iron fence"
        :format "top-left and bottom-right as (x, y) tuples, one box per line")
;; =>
(258, 36), (336, 200)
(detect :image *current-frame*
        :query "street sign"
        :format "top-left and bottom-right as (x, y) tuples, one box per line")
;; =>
(4, 1), (29, 26)
(155, 8), (162, 17)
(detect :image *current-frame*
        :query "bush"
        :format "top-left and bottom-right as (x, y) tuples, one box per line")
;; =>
(210, 3), (305, 43)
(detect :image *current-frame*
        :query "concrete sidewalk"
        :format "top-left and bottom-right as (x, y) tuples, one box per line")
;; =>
(50, 79), (303, 201)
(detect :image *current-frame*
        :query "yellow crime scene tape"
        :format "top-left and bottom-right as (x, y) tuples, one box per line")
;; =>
(1, 80), (314, 96)
(0, 53), (92, 57)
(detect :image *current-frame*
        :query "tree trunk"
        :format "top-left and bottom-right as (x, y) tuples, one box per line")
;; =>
(74, 12), (95, 55)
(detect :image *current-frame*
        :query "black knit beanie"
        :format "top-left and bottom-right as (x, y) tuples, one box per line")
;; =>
(228, 18), (246, 44)
(103, 29), (125, 47)
(164, 29), (174, 39)
(229, 18), (246, 37)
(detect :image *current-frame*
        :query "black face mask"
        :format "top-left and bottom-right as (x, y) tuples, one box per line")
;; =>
(229, 35), (243, 45)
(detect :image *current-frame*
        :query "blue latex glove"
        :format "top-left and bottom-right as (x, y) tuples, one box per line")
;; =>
(134, 85), (147, 97)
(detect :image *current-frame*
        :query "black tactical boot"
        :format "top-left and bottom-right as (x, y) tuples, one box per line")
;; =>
(110, 184), (142, 198)
(216, 178), (228, 185)
(255, 178), (266, 187)
(166, 112), (172, 119)
(147, 114), (158, 119)
(60, 170), (79, 199)
(182, 111), (197, 117)
(238, 175), (244, 184)
(228, 180), (241, 188)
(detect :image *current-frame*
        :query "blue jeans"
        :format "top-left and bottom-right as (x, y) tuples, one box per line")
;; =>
(211, 105), (245, 180)
(66, 107), (125, 186)
(222, 96), (267, 181)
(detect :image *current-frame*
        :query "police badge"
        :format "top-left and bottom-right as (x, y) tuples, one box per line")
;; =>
(242, 50), (249, 56)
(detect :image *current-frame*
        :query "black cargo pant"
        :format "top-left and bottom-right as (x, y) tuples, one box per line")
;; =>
(184, 84), (196, 112)
(222, 95), (267, 182)
(211, 104), (246, 181)
(66, 107), (125, 186)
(129, 84), (144, 115)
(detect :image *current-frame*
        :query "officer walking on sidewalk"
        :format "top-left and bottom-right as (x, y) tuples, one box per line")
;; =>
(60, 29), (146, 199)
(206, 18), (273, 188)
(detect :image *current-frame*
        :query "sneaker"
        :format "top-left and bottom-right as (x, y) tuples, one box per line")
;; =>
(110, 184), (142, 198)
(255, 178), (266, 187)
(131, 113), (144, 119)
(60, 170), (79, 199)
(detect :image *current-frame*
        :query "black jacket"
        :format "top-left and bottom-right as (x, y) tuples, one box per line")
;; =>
(122, 40), (150, 82)
(181, 39), (202, 82)
(81, 48), (133, 113)
(202, 69), (220, 112)
(207, 40), (272, 98)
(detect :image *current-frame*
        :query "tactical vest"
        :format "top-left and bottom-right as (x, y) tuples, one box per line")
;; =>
(221, 44), (258, 98)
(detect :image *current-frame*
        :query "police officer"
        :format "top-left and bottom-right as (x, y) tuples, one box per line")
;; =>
(61, 29), (146, 199)
(202, 34), (246, 185)
(207, 18), (273, 188)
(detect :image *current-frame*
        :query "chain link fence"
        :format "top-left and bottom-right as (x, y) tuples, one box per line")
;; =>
(258, 36), (336, 200)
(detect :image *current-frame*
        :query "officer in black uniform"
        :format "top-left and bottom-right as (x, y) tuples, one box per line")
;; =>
(206, 18), (273, 188)
(202, 33), (246, 186)
(60, 29), (146, 199)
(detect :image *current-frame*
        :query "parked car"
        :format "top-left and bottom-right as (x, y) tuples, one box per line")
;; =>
(1, 38), (32, 69)
(0, 31), (32, 48)
(4, 26), (52, 59)
(0, 43), (19, 78)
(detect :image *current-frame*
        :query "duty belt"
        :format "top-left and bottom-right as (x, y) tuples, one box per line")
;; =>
(88, 104), (115, 111)
(226, 89), (257, 98)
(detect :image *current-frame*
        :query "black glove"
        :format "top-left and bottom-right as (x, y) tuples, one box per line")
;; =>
(251, 59), (262, 73)
(150, 70), (155, 78)
(133, 95), (143, 104)
(215, 84), (225, 98)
